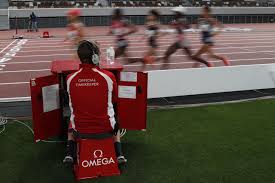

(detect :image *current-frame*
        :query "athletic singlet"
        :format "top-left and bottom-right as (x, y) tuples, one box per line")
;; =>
(67, 22), (83, 41)
(146, 23), (159, 38)
(171, 18), (187, 41)
(199, 18), (214, 42)
(110, 19), (129, 40)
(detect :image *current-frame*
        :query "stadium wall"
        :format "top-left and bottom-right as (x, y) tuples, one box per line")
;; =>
(0, 9), (9, 30)
(6, 7), (275, 29)
(147, 64), (275, 99)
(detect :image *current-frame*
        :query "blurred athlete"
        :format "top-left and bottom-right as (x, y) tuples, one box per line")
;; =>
(143, 9), (161, 64)
(193, 6), (230, 67)
(109, 8), (137, 63)
(65, 9), (85, 58)
(162, 7), (212, 69)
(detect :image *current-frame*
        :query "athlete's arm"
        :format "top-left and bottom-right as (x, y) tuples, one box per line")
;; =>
(75, 25), (84, 44)
(211, 18), (223, 36)
(123, 20), (137, 36)
(127, 24), (137, 36)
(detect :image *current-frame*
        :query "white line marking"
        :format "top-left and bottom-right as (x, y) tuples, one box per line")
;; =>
(13, 44), (275, 53)
(124, 57), (275, 67)
(3, 61), (52, 65)
(5, 49), (275, 59)
(2, 56), (275, 74)
(0, 82), (29, 85)
(1, 47), (275, 66)
(17, 37), (275, 47)
(21, 32), (275, 43)
(0, 97), (31, 102)
(0, 40), (17, 54)
(16, 40), (275, 50)
(0, 69), (50, 73)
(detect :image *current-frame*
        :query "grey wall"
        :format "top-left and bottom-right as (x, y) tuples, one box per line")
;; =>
(7, 7), (275, 18)
(4, 7), (275, 29)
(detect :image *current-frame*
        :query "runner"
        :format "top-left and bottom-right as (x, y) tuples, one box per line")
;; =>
(109, 8), (137, 63)
(162, 7), (212, 69)
(193, 6), (230, 67)
(143, 9), (161, 64)
(65, 9), (85, 59)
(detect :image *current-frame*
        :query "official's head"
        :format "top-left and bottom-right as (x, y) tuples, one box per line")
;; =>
(77, 40), (100, 65)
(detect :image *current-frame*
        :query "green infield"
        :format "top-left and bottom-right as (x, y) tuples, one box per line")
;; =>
(1, 99), (275, 183)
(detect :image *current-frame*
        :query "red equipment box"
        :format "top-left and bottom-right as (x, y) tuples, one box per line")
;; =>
(30, 60), (148, 141)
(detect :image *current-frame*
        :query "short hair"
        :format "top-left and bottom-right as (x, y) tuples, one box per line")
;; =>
(112, 8), (123, 20)
(149, 9), (160, 18)
(203, 5), (211, 13)
(77, 40), (100, 64)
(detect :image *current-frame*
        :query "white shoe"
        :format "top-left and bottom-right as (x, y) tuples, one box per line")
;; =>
(117, 155), (127, 164)
(63, 155), (73, 164)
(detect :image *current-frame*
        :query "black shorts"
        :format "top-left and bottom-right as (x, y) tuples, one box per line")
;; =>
(117, 39), (128, 50)
(202, 36), (214, 46)
(175, 39), (189, 49)
(148, 37), (158, 48)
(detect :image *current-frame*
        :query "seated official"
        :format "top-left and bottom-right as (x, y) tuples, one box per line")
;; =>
(63, 40), (127, 164)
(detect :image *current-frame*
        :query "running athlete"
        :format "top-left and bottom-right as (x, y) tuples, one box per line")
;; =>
(193, 6), (230, 66)
(143, 9), (161, 64)
(109, 8), (137, 63)
(65, 9), (85, 58)
(162, 7), (212, 69)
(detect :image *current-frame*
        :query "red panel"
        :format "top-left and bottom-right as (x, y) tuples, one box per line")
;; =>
(74, 138), (120, 180)
(51, 60), (80, 74)
(117, 72), (148, 130)
(30, 75), (63, 142)
(51, 60), (123, 74)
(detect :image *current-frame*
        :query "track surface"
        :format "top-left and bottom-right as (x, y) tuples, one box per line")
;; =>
(1, 24), (275, 100)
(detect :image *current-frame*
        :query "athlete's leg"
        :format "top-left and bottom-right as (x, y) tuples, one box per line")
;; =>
(162, 42), (178, 68)
(115, 47), (124, 58)
(207, 46), (230, 66)
(192, 44), (212, 67)
(144, 47), (156, 64)
(183, 46), (213, 67)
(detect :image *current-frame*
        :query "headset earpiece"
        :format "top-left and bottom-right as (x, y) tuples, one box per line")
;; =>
(85, 40), (100, 65)
(92, 54), (99, 65)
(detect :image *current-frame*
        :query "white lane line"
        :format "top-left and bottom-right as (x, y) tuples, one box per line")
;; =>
(0, 40), (17, 54)
(17, 36), (275, 46)
(2, 56), (275, 74)
(0, 69), (50, 73)
(3, 61), (52, 65)
(12, 44), (275, 54)
(22, 32), (275, 43)
(124, 57), (275, 67)
(5, 49), (275, 59)
(17, 40), (275, 50)
(0, 82), (29, 85)
(0, 97), (31, 102)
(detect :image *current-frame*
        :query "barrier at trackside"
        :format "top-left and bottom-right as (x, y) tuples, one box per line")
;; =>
(147, 63), (275, 99)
